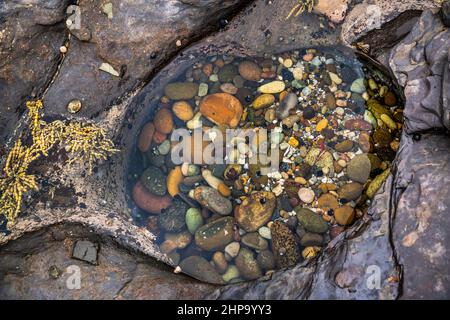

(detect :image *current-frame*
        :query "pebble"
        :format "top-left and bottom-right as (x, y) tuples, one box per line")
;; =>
(158, 199), (188, 232)
(257, 81), (286, 94)
(350, 78), (366, 94)
(220, 83), (238, 95)
(241, 233), (269, 250)
(271, 221), (300, 268)
(334, 140), (354, 152)
(172, 101), (194, 121)
(185, 208), (203, 234)
(300, 233), (324, 247)
(338, 182), (363, 201)
(154, 108), (174, 134)
(164, 82), (199, 100)
(199, 93), (243, 128)
(293, 67), (303, 80)
(238, 60), (262, 81)
(257, 250), (275, 270)
(67, 99), (82, 113)
(258, 226), (271, 239)
(329, 72), (342, 85)
(235, 191), (276, 232)
(198, 83), (209, 97)
(346, 154), (371, 184)
(235, 247), (262, 280)
(157, 140), (171, 155)
(222, 265), (240, 282)
(253, 94), (275, 110)
(194, 216), (235, 251)
(212, 251), (228, 274)
(224, 242), (240, 258)
(296, 207), (329, 234)
(138, 122), (155, 153)
(334, 206), (355, 226)
(298, 188), (315, 204)
(193, 186), (233, 215)
(179, 256), (224, 284)
(140, 166), (167, 196)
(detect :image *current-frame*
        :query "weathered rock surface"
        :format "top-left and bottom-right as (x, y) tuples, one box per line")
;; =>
(0, 224), (216, 299)
(341, 0), (439, 46)
(42, 0), (250, 120)
(390, 10), (450, 134)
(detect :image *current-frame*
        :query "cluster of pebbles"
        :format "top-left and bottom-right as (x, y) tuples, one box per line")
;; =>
(129, 49), (403, 284)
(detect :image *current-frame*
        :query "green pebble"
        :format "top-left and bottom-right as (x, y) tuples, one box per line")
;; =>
(222, 265), (240, 282)
(198, 83), (209, 97)
(292, 80), (306, 89)
(157, 140), (171, 155)
(350, 78), (366, 94)
(185, 208), (203, 234)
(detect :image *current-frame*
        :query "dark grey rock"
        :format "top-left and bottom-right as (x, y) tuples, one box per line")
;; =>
(72, 240), (99, 265)
(0, 0), (69, 144)
(390, 10), (450, 134)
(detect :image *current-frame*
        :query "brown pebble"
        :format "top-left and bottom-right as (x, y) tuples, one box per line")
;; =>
(138, 122), (155, 153)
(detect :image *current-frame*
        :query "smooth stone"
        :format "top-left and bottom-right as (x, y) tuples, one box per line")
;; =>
(157, 140), (171, 155)
(298, 187), (315, 204)
(194, 216), (235, 251)
(198, 82), (209, 97)
(220, 83), (238, 95)
(165, 231), (192, 249)
(326, 93), (336, 109)
(295, 207), (328, 234)
(347, 154), (371, 183)
(276, 92), (297, 119)
(303, 106), (316, 119)
(235, 248), (262, 280)
(172, 101), (194, 121)
(222, 265), (240, 282)
(218, 64), (238, 83)
(292, 79), (306, 89)
(158, 199), (188, 232)
(338, 182), (363, 201)
(257, 81), (286, 94)
(334, 140), (354, 152)
(329, 72), (342, 85)
(271, 221), (300, 268)
(253, 94), (275, 110)
(138, 122), (155, 153)
(305, 147), (334, 173)
(224, 241), (240, 258)
(164, 82), (199, 100)
(293, 67), (303, 80)
(300, 233), (324, 247)
(235, 191), (276, 232)
(199, 93), (243, 128)
(257, 250), (275, 270)
(334, 205), (355, 226)
(179, 256), (224, 284)
(140, 166), (167, 196)
(238, 60), (261, 81)
(212, 251), (228, 274)
(317, 193), (339, 210)
(350, 78), (366, 94)
(258, 226), (271, 239)
(241, 233), (268, 251)
(194, 186), (233, 215)
(185, 208), (203, 234)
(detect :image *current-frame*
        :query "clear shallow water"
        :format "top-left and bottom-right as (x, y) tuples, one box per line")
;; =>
(126, 48), (403, 284)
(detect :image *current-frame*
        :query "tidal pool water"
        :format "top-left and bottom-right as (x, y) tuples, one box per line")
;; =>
(126, 48), (403, 284)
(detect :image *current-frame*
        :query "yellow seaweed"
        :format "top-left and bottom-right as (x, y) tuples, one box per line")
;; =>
(0, 100), (119, 225)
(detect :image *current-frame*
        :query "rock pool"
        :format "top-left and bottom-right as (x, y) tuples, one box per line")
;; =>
(126, 48), (403, 285)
